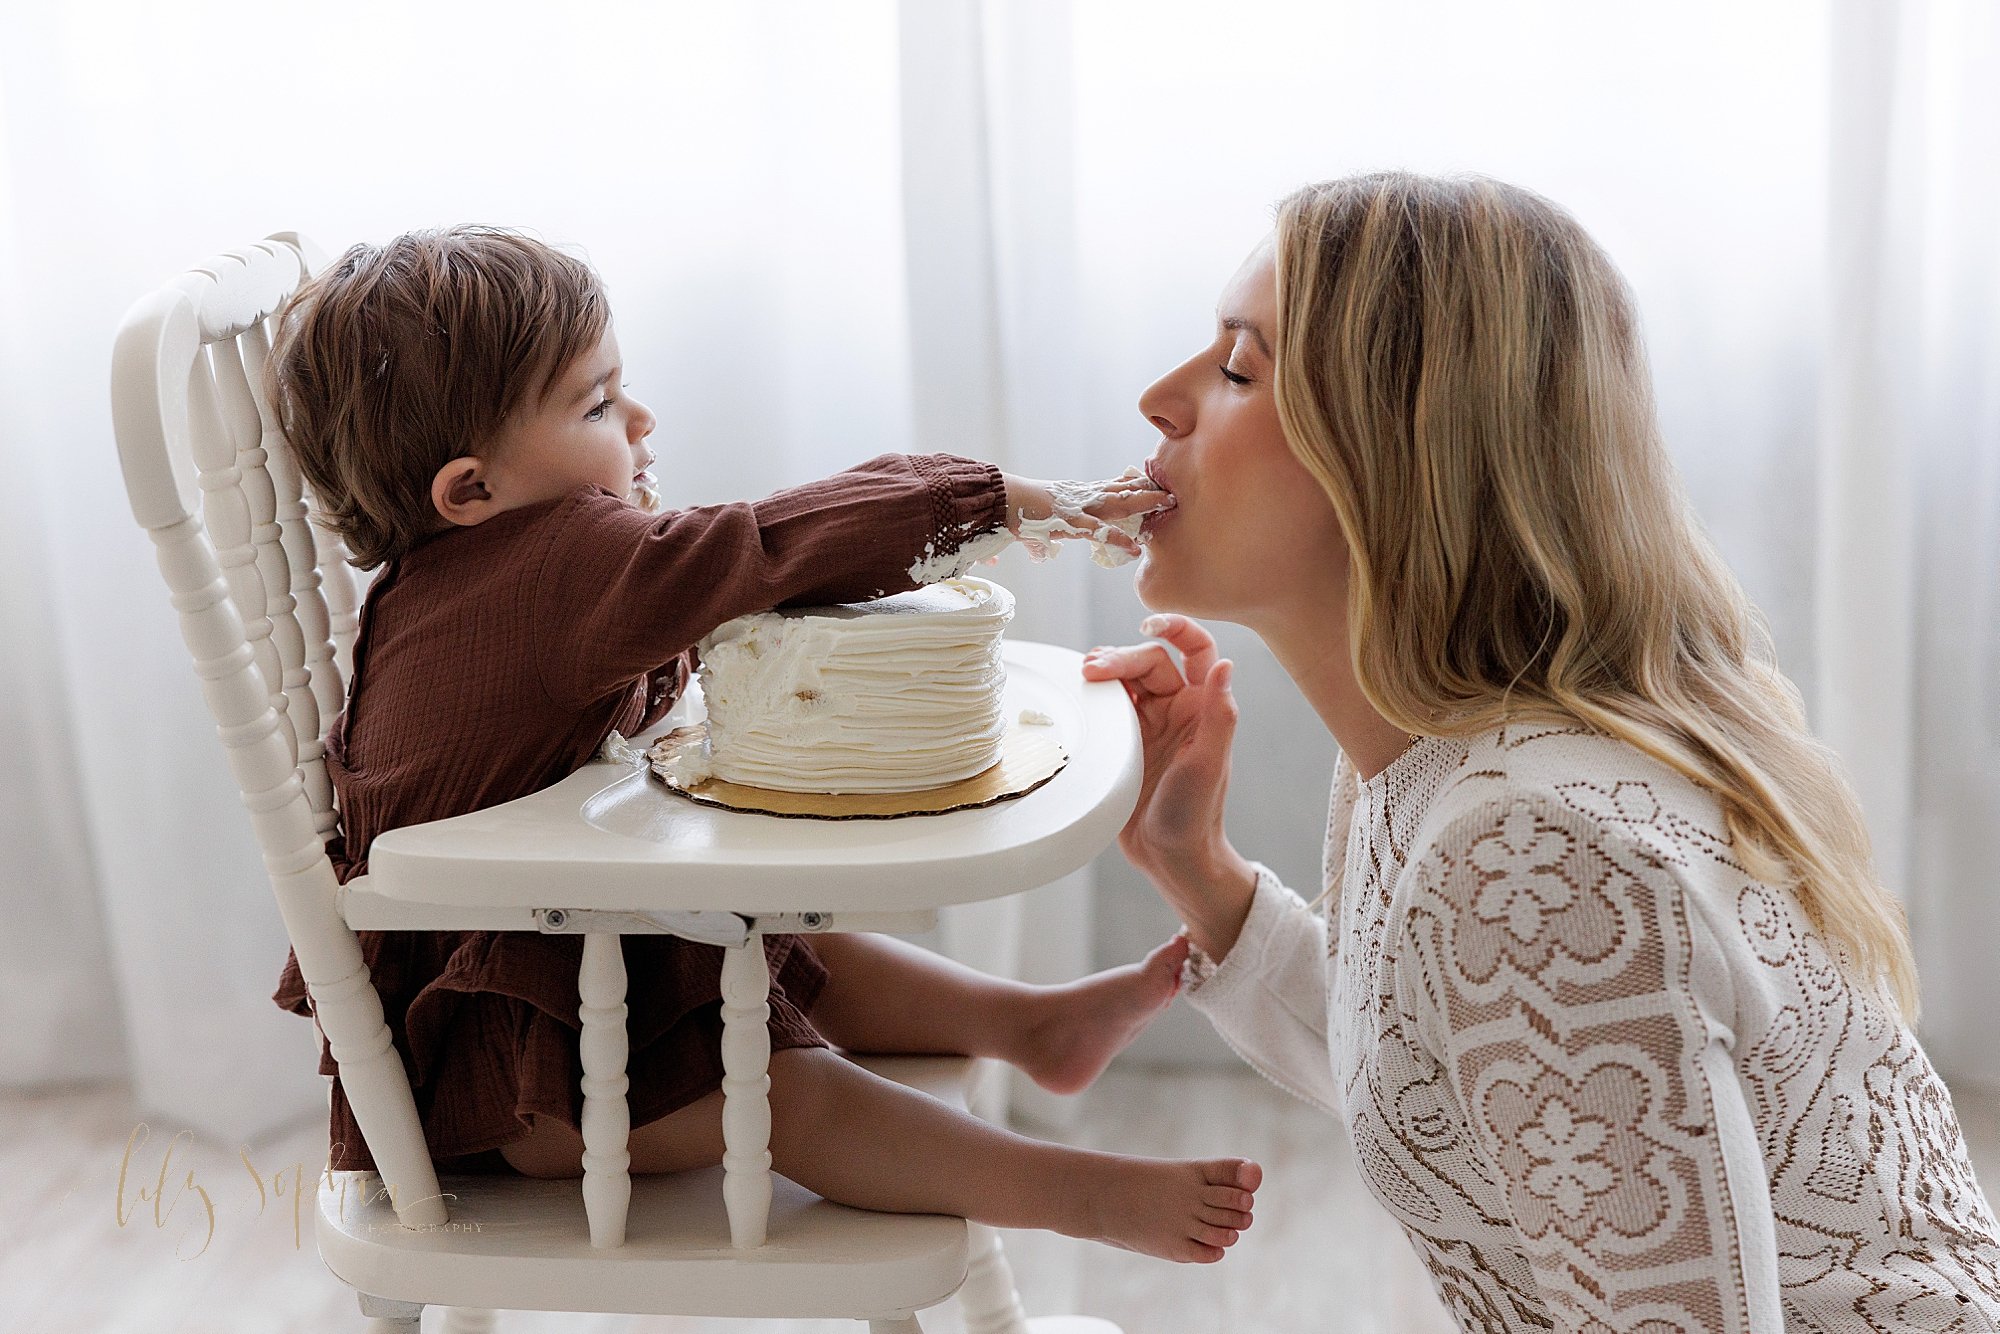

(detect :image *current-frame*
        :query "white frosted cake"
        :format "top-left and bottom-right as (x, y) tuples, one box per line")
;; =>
(690, 576), (1014, 795)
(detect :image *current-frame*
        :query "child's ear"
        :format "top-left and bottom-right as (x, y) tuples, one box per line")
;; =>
(431, 456), (500, 527)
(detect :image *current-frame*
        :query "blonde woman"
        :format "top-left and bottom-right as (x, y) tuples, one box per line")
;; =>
(1084, 173), (2000, 1330)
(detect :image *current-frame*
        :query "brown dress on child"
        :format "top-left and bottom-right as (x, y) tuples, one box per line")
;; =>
(272, 453), (1005, 1174)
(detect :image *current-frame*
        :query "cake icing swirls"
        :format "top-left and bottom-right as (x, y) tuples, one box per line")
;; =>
(696, 576), (1014, 794)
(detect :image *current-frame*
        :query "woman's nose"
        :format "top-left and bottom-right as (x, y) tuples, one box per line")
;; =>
(1137, 373), (1187, 438)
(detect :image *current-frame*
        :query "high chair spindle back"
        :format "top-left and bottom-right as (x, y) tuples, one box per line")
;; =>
(111, 233), (448, 1230)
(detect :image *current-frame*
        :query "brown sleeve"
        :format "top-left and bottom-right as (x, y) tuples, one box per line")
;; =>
(528, 453), (1005, 710)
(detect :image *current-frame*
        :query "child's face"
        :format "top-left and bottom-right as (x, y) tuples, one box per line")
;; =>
(478, 326), (658, 512)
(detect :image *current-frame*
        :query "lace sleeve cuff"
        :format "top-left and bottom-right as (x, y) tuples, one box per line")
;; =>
(1180, 862), (1289, 1000)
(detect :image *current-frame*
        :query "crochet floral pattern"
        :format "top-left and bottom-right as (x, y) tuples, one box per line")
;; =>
(1188, 725), (2000, 1332)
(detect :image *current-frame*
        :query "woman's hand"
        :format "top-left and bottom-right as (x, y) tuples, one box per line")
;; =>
(1082, 614), (1258, 957)
(1000, 470), (1173, 560)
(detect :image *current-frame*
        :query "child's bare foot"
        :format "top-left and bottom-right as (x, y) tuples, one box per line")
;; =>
(1073, 1156), (1261, 1263)
(1019, 935), (1190, 1095)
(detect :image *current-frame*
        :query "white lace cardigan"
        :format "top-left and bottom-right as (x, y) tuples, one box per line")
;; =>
(1184, 720), (2000, 1332)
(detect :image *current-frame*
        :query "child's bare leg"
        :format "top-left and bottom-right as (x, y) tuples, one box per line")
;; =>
(771, 1047), (1255, 1263)
(500, 1105), (723, 1179)
(499, 1047), (1259, 1264)
(805, 931), (1190, 1095)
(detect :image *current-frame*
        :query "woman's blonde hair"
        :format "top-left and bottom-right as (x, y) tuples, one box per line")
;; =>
(1272, 171), (1919, 1016)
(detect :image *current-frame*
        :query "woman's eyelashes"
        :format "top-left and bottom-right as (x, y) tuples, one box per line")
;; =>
(1219, 365), (1252, 386)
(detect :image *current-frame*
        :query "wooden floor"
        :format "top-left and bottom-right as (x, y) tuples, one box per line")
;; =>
(4, 1067), (1997, 1333)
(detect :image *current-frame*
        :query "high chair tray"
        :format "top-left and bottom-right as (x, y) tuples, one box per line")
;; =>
(358, 641), (1138, 914)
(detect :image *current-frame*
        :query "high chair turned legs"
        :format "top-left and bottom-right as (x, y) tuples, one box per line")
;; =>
(960, 1223), (1032, 1332)
(357, 1292), (422, 1331)
(578, 932), (634, 1247)
(573, 921), (774, 1250)
(720, 928), (776, 1247)
(563, 923), (1117, 1333)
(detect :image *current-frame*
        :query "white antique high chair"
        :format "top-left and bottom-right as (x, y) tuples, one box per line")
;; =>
(110, 235), (1138, 1333)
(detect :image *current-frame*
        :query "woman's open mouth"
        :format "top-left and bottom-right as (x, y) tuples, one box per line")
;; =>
(1141, 457), (1176, 536)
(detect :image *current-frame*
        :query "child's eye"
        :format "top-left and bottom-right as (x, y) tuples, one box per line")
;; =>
(1219, 365), (1252, 386)
(585, 396), (615, 422)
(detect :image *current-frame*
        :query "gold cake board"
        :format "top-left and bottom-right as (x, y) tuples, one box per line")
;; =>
(646, 723), (1067, 820)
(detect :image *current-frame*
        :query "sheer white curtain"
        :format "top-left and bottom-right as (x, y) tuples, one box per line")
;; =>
(0, 0), (1105, 1143)
(1, 0), (1994, 1153)
(0, 80), (125, 1088)
(1068, 0), (1838, 1062)
(897, 0), (1101, 1128)
(1869, 0), (2000, 1087)
(0, 0), (990, 1142)
(1062, 0), (2000, 1089)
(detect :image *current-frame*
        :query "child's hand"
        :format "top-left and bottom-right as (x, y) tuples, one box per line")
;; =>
(1000, 468), (1176, 566)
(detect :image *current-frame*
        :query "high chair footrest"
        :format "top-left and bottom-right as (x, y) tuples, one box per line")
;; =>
(318, 1165), (968, 1319)
(318, 1053), (987, 1319)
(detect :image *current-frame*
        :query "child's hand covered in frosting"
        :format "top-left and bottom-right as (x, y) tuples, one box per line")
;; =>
(999, 468), (1177, 566)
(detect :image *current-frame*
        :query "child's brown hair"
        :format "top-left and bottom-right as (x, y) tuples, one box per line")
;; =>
(266, 225), (608, 569)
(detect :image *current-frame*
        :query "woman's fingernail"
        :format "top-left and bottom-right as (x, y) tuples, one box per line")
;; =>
(1140, 616), (1166, 635)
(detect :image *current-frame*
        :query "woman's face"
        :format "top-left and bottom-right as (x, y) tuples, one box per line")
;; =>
(1134, 237), (1348, 625)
